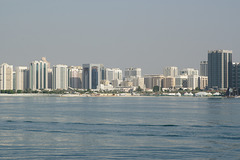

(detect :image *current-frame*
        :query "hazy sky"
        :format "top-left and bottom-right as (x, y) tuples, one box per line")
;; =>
(1, 0), (240, 74)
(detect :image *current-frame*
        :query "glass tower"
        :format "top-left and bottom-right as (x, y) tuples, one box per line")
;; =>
(208, 50), (232, 90)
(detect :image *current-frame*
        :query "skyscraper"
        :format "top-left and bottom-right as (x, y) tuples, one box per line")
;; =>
(200, 61), (208, 76)
(52, 65), (68, 90)
(29, 61), (48, 90)
(68, 66), (82, 89)
(232, 62), (240, 94)
(0, 63), (13, 90)
(15, 66), (29, 91)
(82, 64), (104, 89)
(208, 50), (232, 90)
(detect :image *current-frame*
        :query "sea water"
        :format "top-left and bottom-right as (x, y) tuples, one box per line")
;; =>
(0, 96), (240, 159)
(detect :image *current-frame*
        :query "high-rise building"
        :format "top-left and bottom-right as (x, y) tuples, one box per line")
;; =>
(68, 66), (82, 89)
(0, 63), (13, 90)
(105, 68), (123, 81)
(13, 71), (16, 90)
(48, 68), (52, 89)
(200, 61), (208, 76)
(15, 66), (29, 91)
(187, 75), (198, 90)
(52, 65), (68, 90)
(208, 50), (232, 90)
(125, 68), (141, 78)
(232, 62), (240, 94)
(198, 76), (208, 90)
(29, 61), (48, 90)
(82, 64), (104, 89)
(144, 75), (153, 89)
(41, 57), (52, 89)
(163, 66), (178, 77)
(179, 68), (198, 76)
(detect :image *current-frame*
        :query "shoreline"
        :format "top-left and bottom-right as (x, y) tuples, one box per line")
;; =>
(0, 93), (230, 98)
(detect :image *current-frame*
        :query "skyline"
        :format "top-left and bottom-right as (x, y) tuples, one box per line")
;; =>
(1, 0), (240, 74)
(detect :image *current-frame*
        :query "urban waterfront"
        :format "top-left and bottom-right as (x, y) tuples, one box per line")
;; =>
(0, 97), (240, 159)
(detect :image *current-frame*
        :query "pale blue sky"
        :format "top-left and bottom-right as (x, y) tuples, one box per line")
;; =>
(1, 0), (240, 74)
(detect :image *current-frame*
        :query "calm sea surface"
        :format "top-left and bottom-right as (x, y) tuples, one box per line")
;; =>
(0, 96), (240, 160)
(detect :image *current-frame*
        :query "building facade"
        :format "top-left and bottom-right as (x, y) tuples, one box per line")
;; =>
(187, 75), (198, 90)
(0, 63), (13, 90)
(125, 68), (141, 78)
(29, 61), (48, 90)
(52, 65), (68, 90)
(15, 66), (29, 91)
(179, 68), (199, 76)
(198, 76), (208, 90)
(208, 50), (232, 90)
(232, 63), (240, 94)
(144, 74), (164, 89)
(175, 75), (188, 89)
(82, 64), (104, 90)
(105, 68), (122, 82)
(68, 66), (82, 89)
(200, 61), (208, 76)
(162, 76), (175, 89)
(163, 66), (178, 77)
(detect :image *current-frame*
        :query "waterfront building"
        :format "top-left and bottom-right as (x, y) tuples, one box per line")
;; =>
(105, 68), (123, 82)
(82, 64), (104, 90)
(48, 69), (52, 89)
(15, 66), (29, 91)
(163, 66), (178, 77)
(198, 76), (208, 90)
(41, 57), (52, 89)
(0, 63), (13, 90)
(52, 65), (68, 90)
(179, 68), (199, 76)
(144, 74), (164, 89)
(232, 62), (240, 94)
(125, 68), (141, 78)
(144, 75), (153, 89)
(13, 71), (16, 90)
(208, 50), (232, 90)
(41, 57), (50, 68)
(200, 61), (208, 76)
(187, 75), (198, 90)
(68, 66), (82, 89)
(133, 77), (145, 89)
(175, 75), (188, 89)
(162, 76), (175, 89)
(29, 60), (48, 90)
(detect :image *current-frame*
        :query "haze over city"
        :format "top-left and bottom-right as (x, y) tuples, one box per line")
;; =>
(1, 0), (240, 74)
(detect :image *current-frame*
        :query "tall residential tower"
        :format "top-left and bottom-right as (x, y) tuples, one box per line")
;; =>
(29, 61), (48, 90)
(0, 63), (13, 90)
(82, 64), (104, 90)
(208, 50), (232, 90)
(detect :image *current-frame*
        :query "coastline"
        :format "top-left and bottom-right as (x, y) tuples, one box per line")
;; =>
(0, 93), (228, 98)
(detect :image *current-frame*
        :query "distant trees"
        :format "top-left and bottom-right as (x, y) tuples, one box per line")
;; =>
(136, 86), (143, 92)
(0, 90), (15, 94)
(153, 86), (160, 92)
